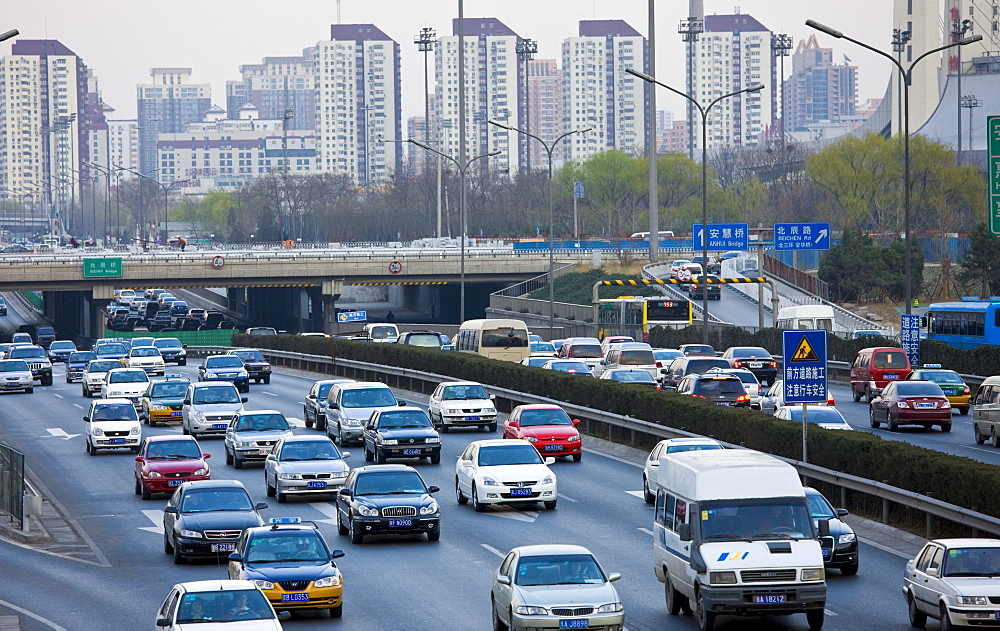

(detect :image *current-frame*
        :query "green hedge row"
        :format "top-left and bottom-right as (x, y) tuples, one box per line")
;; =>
(234, 333), (1000, 519)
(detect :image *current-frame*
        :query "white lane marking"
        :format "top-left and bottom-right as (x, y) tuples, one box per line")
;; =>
(42, 428), (79, 440)
(306, 502), (340, 525)
(958, 444), (999, 455)
(73, 403), (84, 409)
(825, 608), (838, 616)
(52, 393), (64, 399)
(858, 536), (914, 560)
(286, 417), (305, 428)
(481, 543), (505, 558)
(625, 490), (647, 499)
(638, 527), (654, 536)
(0, 597), (66, 631)
(557, 493), (577, 502)
(262, 391), (278, 397)
(584, 448), (643, 469)
(486, 505), (540, 523)
(139, 509), (165, 535)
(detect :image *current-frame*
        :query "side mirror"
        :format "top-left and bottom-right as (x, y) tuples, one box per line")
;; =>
(83, 416), (90, 422)
(339, 488), (352, 497)
(228, 552), (242, 562)
(508, 421), (519, 428)
(308, 394), (316, 399)
(183, 399), (191, 405)
(164, 506), (178, 514)
(496, 576), (511, 585)
(182, 344), (188, 348)
(398, 401), (406, 406)
(203, 453), (211, 459)
(818, 518), (831, 538)
(660, 368), (669, 375)
(328, 402), (339, 409)
(678, 523), (692, 542)
(927, 567), (940, 577)
(572, 419), (581, 425)
(266, 454), (276, 461)
(649, 460), (659, 467)
(428, 485), (440, 494)
(836, 508), (849, 517)
(341, 451), (351, 459)
(135, 456), (144, 462)
(241, 397), (248, 403)
(156, 617), (171, 627)
(608, 572), (622, 582)
(544, 457), (556, 465)
(332, 549), (346, 559)
(254, 502), (268, 510)
(489, 394), (496, 400)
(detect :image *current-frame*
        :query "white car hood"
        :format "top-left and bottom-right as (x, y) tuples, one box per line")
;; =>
(129, 358), (163, 365)
(515, 582), (618, 607)
(0, 371), (33, 380)
(439, 398), (494, 410)
(174, 621), (281, 631)
(106, 383), (148, 396)
(91, 420), (138, 432)
(944, 578), (1000, 596)
(477, 463), (553, 483)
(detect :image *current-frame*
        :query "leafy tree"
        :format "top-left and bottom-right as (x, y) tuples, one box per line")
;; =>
(818, 229), (923, 302)
(958, 223), (1000, 297)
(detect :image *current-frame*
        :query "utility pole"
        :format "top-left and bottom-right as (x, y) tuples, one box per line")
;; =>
(771, 34), (792, 147)
(678, 3), (704, 161)
(282, 106), (294, 240)
(515, 38), (537, 172)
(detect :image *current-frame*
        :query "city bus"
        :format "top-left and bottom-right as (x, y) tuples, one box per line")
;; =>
(925, 298), (1000, 349)
(598, 296), (693, 339)
(455, 318), (530, 362)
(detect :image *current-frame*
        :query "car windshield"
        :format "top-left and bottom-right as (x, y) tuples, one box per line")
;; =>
(700, 498), (814, 541)
(443, 384), (490, 400)
(69, 352), (97, 363)
(354, 471), (426, 495)
(132, 338), (154, 346)
(806, 492), (837, 520)
(618, 350), (654, 365)
(404, 333), (441, 347)
(96, 344), (127, 354)
(279, 440), (342, 461)
(131, 348), (160, 357)
(942, 547), (1000, 577)
(896, 382), (944, 397)
(92, 403), (139, 421)
(175, 589), (275, 623)
(693, 378), (745, 395)
(151, 382), (188, 398)
(341, 388), (396, 408)
(611, 371), (655, 383)
(110, 371), (149, 384)
(368, 326), (397, 340)
(9, 347), (45, 359)
(872, 351), (908, 369)
(0, 360), (29, 372)
(153, 338), (182, 349)
(482, 326), (528, 348)
(317, 383), (336, 399)
(378, 410), (432, 428)
(88, 360), (122, 373)
(478, 445), (544, 466)
(566, 344), (602, 359)
(665, 443), (724, 454)
(683, 345), (715, 355)
(514, 554), (606, 586)
(50, 342), (75, 351)
(732, 347), (770, 358)
(37, 328), (54, 336)
(192, 386), (241, 405)
(181, 488), (254, 512)
(146, 440), (202, 460)
(232, 350), (265, 362)
(244, 533), (329, 563)
(920, 371), (964, 384)
(519, 408), (572, 427)
(235, 414), (290, 432)
(550, 362), (591, 373)
(531, 342), (555, 352)
(783, 408), (847, 424)
(206, 357), (243, 368)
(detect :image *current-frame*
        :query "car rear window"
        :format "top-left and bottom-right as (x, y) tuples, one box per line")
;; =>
(693, 378), (745, 395)
(618, 350), (655, 365)
(567, 344), (602, 358)
(872, 351), (908, 370)
(732, 347), (770, 358)
(404, 334), (442, 347)
(685, 358), (730, 373)
(896, 382), (944, 396)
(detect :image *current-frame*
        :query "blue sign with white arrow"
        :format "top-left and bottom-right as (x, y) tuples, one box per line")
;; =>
(692, 223), (749, 250)
(337, 310), (367, 323)
(782, 329), (828, 404)
(774, 222), (830, 250)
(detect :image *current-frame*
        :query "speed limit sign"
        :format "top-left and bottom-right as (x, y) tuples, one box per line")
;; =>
(388, 260), (402, 274)
(677, 267), (692, 282)
(211, 255), (225, 269)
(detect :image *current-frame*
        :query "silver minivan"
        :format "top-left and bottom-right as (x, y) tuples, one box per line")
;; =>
(324, 381), (401, 446)
(972, 375), (1000, 446)
(181, 382), (247, 437)
(602, 342), (657, 379)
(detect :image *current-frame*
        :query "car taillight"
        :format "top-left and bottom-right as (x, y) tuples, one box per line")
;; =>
(656, 385), (662, 391)
(964, 386), (970, 395)
(769, 360), (777, 369)
(656, 361), (662, 368)
(737, 394), (750, 402)
(827, 394), (835, 406)
(733, 360), (743, 368)
(691, 394), (705, 399)
(783, 402), (793, 406)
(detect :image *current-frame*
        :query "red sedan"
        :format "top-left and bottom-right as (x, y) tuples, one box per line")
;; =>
(134, 435), (211, 499)
(869, 380), (952, 432)
(503, 404), (582, 462)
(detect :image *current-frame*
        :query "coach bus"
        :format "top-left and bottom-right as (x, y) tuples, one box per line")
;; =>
(925, 298), (1000, 349)
(598, 296), (693, 339)
(455, 318), (531, 362)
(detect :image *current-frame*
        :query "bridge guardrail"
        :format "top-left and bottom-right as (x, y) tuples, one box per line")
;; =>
(193, 345), (1000, 537)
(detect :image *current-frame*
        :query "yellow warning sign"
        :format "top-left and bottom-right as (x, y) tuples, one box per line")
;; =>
(790, 336), (820, 362)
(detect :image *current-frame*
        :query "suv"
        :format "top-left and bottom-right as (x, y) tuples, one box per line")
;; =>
(427, 381), (498, 432)
(35, 326), (56, 349)
(84, 398), (141, 455)
(363, 407), (441, 464)
(7, 345), (53, 386)
(325, 382), (401, 446)
(558, 338), (606, 371)
(0, 296), (6, 315)
(849, 347), (912, 402)
(675, 373), (752, 407)
(153, 337), (187, 365)
(688, 274), (722, 300)
(228, 349), (272, 384)
(223, 410), (294, 469)
(659, 355), (731, 390)
(721, 346), (777, 385)
(397, 330), (449, 349)
(182, 382), (247, 438)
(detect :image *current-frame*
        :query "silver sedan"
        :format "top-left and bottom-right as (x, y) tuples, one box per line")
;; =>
(264, 435), (350, 503)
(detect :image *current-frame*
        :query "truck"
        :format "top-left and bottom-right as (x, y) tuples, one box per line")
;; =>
(652, 449), (829, 631)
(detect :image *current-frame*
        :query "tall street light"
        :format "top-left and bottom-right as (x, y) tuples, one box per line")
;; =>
(806, 20), (981, 315)
(515, 38), (537, 172)
(627, 68), (763, 345)
(961, 95), (983, 160)
(398, 139), (499, 322)
(489, 121), (590, 339)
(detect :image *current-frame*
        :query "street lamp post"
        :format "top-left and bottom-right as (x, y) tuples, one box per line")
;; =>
(489, 121), (590, 339)
(115, 165), (162, 246)
(627, 68), (763, 345)
(961, 95), (983, 160)
(806, 20), (981, 315)
(771, 33), (793, 146)
(515, 38), (537, 173)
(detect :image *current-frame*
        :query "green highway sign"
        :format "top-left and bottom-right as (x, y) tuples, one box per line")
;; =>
(82, 257), (122, 278)
(989, 116), (1000, 235)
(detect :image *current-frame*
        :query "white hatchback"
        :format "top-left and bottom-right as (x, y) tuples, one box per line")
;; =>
(84, 398), (141, 455)
(455, 439), (557, 511)
(428, 381), (498, 432)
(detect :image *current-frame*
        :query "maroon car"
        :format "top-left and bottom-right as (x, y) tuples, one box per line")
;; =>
(134, 435), (211, 500)
(869, 380), (952, 432)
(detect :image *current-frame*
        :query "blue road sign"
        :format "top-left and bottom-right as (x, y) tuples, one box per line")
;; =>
(900, 314), (921, 369)
(574, 182), (585, 198)
(692, 223), (749, 250)
(782, 329), (828, 404)
(774, 222), (831, 251)
(337, 310), (367, 323)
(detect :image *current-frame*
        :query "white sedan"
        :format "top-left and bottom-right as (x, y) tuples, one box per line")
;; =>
(773, 405), (854, 431)
(642, 437), (723, 503)
(903, 538), (1000, 630)
(455, 439), (557, 511)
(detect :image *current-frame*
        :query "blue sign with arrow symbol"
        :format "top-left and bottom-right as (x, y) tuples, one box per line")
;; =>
(774, 222), (830, 250)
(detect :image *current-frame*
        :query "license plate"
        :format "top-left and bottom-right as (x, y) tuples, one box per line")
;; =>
(510, 488), (532, 496)
(281, 593), (309, 603)
(545, 444), (562, 451)
(884, 374), (899, 380)
(388, 519), (412, 527)
(168, 480), (183, 487)
(307, 481), (328, 489)
(466, 415), (481, 421)
(403, 448), (422, 456)
(212, 423), (227, 430)
(916, 402), (934, 409)
(559, 621), (589, 629)
(170, 411), (182, 417)
(754, 594), (786, 605)
(715, 401), (730, 406)
(822, 548), (831, 558)
(210, 543), (235, 553)
(748, 362), (763, 368)
(109, 438), (125, 444)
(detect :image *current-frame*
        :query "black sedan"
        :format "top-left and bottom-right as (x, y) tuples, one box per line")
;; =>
(336, 465), (440, 544)
(363, 407), (441, 464)
(228, 348), (272, 384)
(805, 487), (859, 575)
(162, 479), (267, 564)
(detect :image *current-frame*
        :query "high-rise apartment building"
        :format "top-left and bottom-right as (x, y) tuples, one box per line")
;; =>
(315, 24), (402, 184)
(107, 116), (140, 178)
(562, 20), (648, 162)
(136, 68), (211, 177)
(435, 18), (524, 176)
(526, 59), (565, 167)
(226, 51), (317, 131)
(694, 14), (775, 150)
(783, 35), (858, 134)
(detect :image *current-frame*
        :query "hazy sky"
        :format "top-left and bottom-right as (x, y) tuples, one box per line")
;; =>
(3, 1), (899, 123)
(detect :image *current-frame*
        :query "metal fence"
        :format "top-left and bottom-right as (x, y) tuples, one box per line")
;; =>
(763, 252), (830, 300)
(0, 443), (25, 529)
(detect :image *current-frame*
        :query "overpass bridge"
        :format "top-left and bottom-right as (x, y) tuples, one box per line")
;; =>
(0, 248), (588, 338)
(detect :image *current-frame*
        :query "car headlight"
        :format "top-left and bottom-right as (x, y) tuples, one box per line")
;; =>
(596, 602), (623, 613)
(381, 438), (398, 445)
(957, 596), (989, 605)
(150, 405), (169, 411)
(146, 471), (162, 478)
(251, 579), (273, 590)
(357, 504), (379, 517)
(514, 606), (547, 615)
(524, 436), (538, 443)
(541, 474), (555, 485)
(445, 408), (462, 414)
(92, 427), (104, 436)
(177, 349), (186, 356)
(194, 411), (206, 420)
(342, 418), (362, 426)
(331, 472), (348, 479)
(801, 568), (824, 581)
(425, 436), (441, 443)
(279, 473), (303, 480)
(238, 371), (248, 377)
(481, 476), (501, 487)
(567, 434), (581, 442)
(838, 533), (856, 545)
(484, 408), (496, 414)
(130, 426), (141, 435)
(179, 529), (203, 539)
(193, 468), (209, 476)
(420, 501), (438, 515)
(710, 571), (737, 585)
(236, 441), (254, 448)
(314, 575), (342, 588)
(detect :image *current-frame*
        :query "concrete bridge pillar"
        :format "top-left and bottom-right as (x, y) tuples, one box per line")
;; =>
(321, 279), (342, 336)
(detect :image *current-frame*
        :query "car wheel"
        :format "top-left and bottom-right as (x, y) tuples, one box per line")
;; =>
(456, 479), (468, 505)
(907, 593), (926, 628)
(841, 558), (860, 576)
(266, 478), (275, 497)
(472, 484), (486, 512)
(337, 511), (349, 536)
(488, 422), (497, 432)
(233, 455), (244, 469)
(869, 407), (879, 429)
(430, 453), (441, 465)
(25, 387), (32, 394)
(572, 453), (582, 462)
(364, 444), (374, 462)
(349, 518), (364, 544)
(975, 424), (986, 445)
(134, 477), (142, 495)
(643, 476), (655, 504)
(163, 532), (173, 554)
(544, 500), (557, 510)
(427, 529), (440, 542)
(665, 574), (686, 615)
(994, 429), (1000, 449)
(940, 422), (952, 433)
(141, 482), (152, 500)
(888, 416), (899, 432)
(87, 440), (96, 456)
(131, 446), (140, 454)
(263, 375), (270, 384)
(172, 537), (186, 564)
(225, 447), (233, 465)
(491, 597), (509, 631)
(182, 425), (190, 436)
(178, 359), (186, 366)
(82, 387), (89, 398)
(276, 490), (287, 503)
(42, 375), (52, 386)
(939, 603), (953, 631)
(806, 608), (824, 630)
(330, 603), (343, 619)
(317, 416), (326, 431)
(375, 448), (387, 464)
(304, 408), (313, 428)
(696, 589), (716, 631)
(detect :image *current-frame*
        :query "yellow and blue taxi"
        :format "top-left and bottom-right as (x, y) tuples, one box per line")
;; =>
(905, 364), (971, 415)
(140, 374), (190, 426)
(227, 518), (345, 618)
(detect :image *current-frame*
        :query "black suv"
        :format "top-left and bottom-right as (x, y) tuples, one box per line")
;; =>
(660, 355), (730, 390)
(228, 348), (272, 384)
(363, 407), (441, 464)
(675, 373), (751, 407)
(7, 345), (52, 386)
(335, 464), (440, 544)
(688, 274), (722, 300)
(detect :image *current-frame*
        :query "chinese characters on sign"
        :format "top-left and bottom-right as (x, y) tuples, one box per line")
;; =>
(773, 222), (831, 251)
(82, 257), (122, 278)
(988, 116), (1000, 236)
(900, 314), (921, 369)
(782, 330), (828, 404)
(692, 223), (749, 250)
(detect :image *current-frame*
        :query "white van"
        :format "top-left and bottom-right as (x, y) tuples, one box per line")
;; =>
(362, 323), (399, 342)
(652, 450), (828, 631)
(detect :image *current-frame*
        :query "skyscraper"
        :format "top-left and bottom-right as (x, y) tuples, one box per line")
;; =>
(783, 35), (858, 134)
(562, 20), (648, 162)
(526, 59), (566, 167)
(315, 24), (402, 184)
(226, 50), (317, 131)
(136, 68), (211, 177)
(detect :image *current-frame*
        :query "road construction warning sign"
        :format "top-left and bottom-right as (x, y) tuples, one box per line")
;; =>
(782, 329), (827, 404)
(790, 336), (820, 363)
